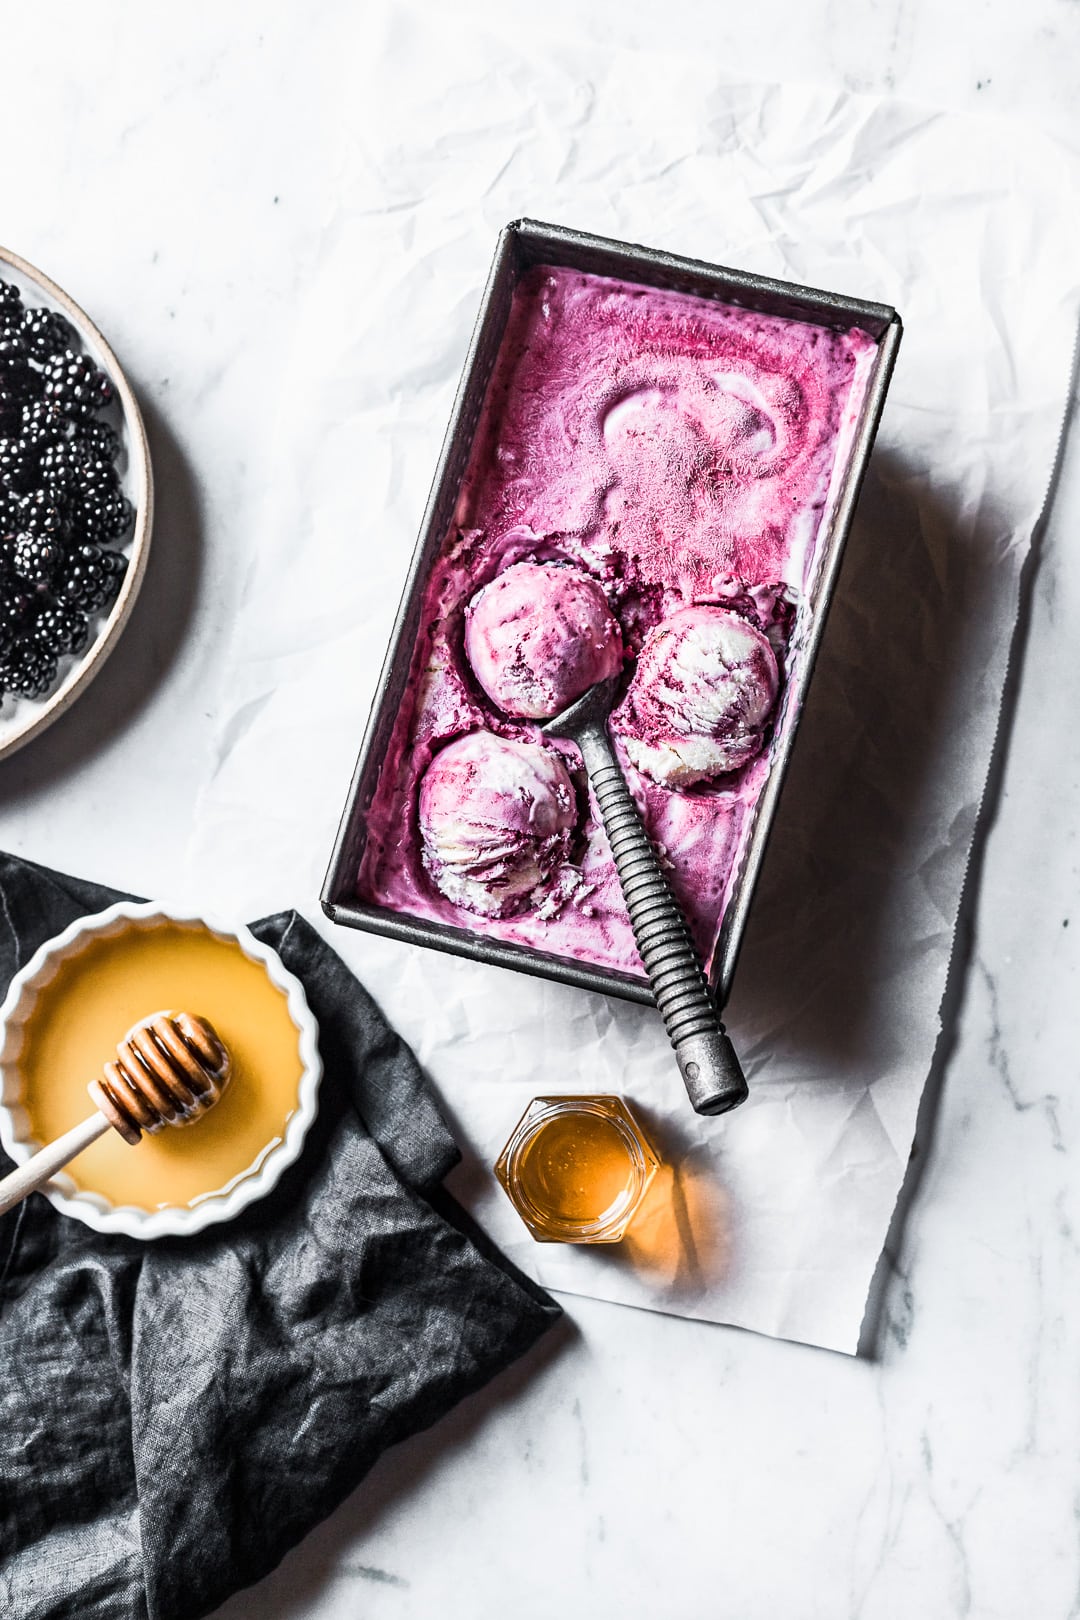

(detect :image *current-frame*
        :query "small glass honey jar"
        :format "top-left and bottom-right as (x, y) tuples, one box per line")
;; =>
(494, 1095), (659, 1244)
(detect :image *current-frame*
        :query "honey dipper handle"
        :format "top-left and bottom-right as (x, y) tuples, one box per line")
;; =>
(0, 1111), (112, 1218)
(574, 720), (749, 1118)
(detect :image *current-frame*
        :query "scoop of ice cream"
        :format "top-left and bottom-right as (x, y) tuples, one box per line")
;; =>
(618, 605), (779, 788)
(418, 730), (578, 918)
(464, 561), (622, 720)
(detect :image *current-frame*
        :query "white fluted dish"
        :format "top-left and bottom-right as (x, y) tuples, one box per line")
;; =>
(0, 245), (153, 762)
(0, 902), (323, 1239)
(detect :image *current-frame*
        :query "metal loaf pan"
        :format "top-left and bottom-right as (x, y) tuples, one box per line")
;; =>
(322, 219), (902, 1007)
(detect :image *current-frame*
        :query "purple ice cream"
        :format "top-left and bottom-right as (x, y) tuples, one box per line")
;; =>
(418, 730), (577, 919)
(356, 265), (876, 979)
(616, 605), (779, 788)
(465, 561), (623, 721)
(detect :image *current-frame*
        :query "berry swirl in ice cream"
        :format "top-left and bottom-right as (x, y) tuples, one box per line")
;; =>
(616, 605), (779, 788)
(465, 561), (623, 720)
(418, 730), (578, 919)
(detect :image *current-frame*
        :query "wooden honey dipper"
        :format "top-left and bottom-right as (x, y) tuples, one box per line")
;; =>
(0, 1012), (231, 1218)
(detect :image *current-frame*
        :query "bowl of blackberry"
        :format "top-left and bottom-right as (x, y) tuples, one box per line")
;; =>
(0, 245), (152, 761)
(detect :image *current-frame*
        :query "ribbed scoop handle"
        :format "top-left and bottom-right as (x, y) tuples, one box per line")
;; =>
(576, 722), (748, 1118)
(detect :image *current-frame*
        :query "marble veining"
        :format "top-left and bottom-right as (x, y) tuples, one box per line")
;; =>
(979, 954), (1065, 1153)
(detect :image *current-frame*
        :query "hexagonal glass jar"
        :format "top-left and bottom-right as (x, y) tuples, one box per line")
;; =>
(494, 1095), (660, 1244)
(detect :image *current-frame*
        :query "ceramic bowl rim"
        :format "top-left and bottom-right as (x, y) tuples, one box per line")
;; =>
(0, 900), (323, 1239)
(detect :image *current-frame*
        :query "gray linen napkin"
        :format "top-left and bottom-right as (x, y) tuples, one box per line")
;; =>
(0, 852), (560, 1620)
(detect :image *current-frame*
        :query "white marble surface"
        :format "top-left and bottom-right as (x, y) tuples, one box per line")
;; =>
(1, 2), (1079, 1616)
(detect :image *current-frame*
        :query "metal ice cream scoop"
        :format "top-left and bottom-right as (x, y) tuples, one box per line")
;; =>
(544, 676), (748, 1118)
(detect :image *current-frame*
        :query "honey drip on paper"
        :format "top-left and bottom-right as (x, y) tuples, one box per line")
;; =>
(514, 1109), (638, 1229)
(19, 921), (303, 1211)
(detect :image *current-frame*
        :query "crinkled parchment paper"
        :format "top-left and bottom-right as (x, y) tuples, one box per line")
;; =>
(184, 5), (1080, 1352)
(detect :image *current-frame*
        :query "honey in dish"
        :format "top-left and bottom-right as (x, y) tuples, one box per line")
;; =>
(19, 920), (304, 1212)
(495, 1096), (659, 1243)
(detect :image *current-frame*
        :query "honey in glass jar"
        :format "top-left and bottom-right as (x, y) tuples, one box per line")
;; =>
(494, 1095), (659, 1243)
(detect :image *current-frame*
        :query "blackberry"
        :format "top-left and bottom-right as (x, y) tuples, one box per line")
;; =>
(10, 531), (62, 588)
(37, 437), (80, 495)
(33, 601), (89, 657)
(0, 592), (32, 653)
(0, 640), (58, 700)
(0, 349), (33, 409)
(0, 492), (22, 541)
(14, 488), (66, 538)
(75, 420), (120, 462)
(0, 436), (39, 494)
(72, 489), (132, 546)
(56, 544), (126, 613)
(42, 350), (114, 421)
(0, 282), (23, 320)
(73, 452), (121, 499)
(0, 331), (28, 365)
(20, 305), (72, 360)
(21, 397), (67, 447)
